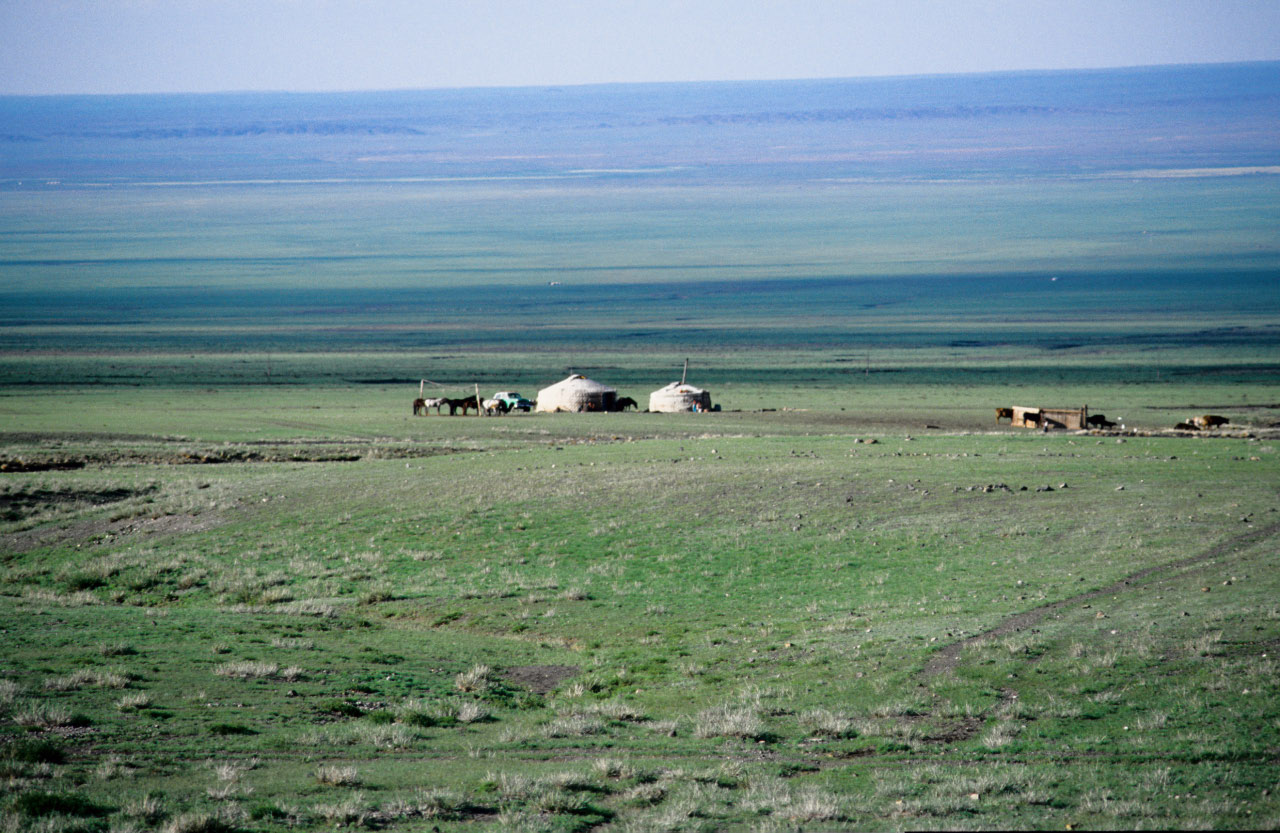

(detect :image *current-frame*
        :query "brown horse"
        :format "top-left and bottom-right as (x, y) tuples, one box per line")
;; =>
(1193, 414), (1229, 429)
(413, 398), (426, 416)
(447, 396), (482, 415)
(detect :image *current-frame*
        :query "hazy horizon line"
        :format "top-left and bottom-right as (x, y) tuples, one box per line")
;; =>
(3, 58), (1276, 101)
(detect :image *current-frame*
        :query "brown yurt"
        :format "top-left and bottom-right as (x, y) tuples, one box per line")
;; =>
(535, 374), (617, 413)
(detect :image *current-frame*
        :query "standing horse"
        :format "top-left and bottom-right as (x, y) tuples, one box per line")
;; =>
(414, 397), (447, 415)
(447, 396), (482, 415)
(614, 396), (638, 412)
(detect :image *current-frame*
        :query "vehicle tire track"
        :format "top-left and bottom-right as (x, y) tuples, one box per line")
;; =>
(921, 520), (1280, 677)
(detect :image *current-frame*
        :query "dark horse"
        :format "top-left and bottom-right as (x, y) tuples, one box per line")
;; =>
(614, 396), (638, 412)
(446, 395), (482, 415)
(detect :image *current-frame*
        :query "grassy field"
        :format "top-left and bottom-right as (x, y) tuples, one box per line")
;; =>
(2, 365), (1278, 831)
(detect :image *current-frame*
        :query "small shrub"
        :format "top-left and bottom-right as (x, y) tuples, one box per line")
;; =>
(316, 764), (360, 786)
(124, 793), (165, 823)
(98, 642), (137, 657)
(43, 668), (130, 691)
(799, 708), (857, 738)
(355, 723), (415, 749)
(95, 755), (135, 780)
(1187, 631), (1224, 657)
(162, 811), (237, 833)
(5, 738), (65, 765)
(65, 574), (106, 592)
(693, 705), (764, 739)
(208, 723), (256, 736)
(320, 699), (364, 718)
(213, 661), (278, 679)
(313, 792), (369, 827)
(14, 701), (75, 729)
(457, 701), (489, 724)
(12, 790), (110, 818)
(454, 663), (494, 693)
(788, 786), (842, 821)
(395, 698), (457, 728)
(117, 692), (153, 711)
(544, 713), (607, 738)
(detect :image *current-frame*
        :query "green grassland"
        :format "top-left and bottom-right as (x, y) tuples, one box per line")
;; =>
(2, 359), (1278, 831)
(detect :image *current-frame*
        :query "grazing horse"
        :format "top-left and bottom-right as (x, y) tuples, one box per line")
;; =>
(614, 396), (638, 412)
(483, 398), (511, 416)
(995, 407), (1014, 424)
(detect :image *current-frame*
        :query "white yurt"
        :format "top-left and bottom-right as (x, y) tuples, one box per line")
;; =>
(649, 382), (712, 413)
(535, 374), (617, 413)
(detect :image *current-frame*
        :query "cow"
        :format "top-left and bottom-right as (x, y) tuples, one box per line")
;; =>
(995, 407), (1014, 424)
(1193, 414), (1229, 430)
(1174, 421), (1198, 431)
(1086, 414), (1116, 429)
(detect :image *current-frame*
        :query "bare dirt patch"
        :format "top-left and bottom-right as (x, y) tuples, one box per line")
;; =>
(502, 665), (579, 694)
(2, 510), (224, 554)
(1, 485), (156, 522)
(0, 443), (476, 470)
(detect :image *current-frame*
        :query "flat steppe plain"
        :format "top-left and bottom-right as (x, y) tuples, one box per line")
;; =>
(1, 361), (1278, 832)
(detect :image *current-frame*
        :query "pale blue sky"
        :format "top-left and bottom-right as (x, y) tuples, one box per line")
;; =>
(2, 0), (1279, 95)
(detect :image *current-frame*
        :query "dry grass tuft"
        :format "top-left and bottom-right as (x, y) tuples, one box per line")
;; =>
(316, 764), (360, 786)
(213, 660), (278, 679)
(44, 668), (130, 690)
(116, 692), (153, 711)
(454, 663), (495, 693)
(693, 704), (765, 739)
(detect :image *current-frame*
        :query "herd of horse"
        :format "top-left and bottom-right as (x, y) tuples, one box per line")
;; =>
(413, 395), (639, 416)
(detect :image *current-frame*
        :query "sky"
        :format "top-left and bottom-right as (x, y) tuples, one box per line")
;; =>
(2, 0), (1279, 95)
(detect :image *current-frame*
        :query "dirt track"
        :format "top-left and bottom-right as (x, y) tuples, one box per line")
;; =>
(921, 519), (1280, 677)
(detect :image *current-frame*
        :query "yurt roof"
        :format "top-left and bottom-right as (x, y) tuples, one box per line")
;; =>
(541, 374), (615, 394)
(652, 381), (706, 395)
